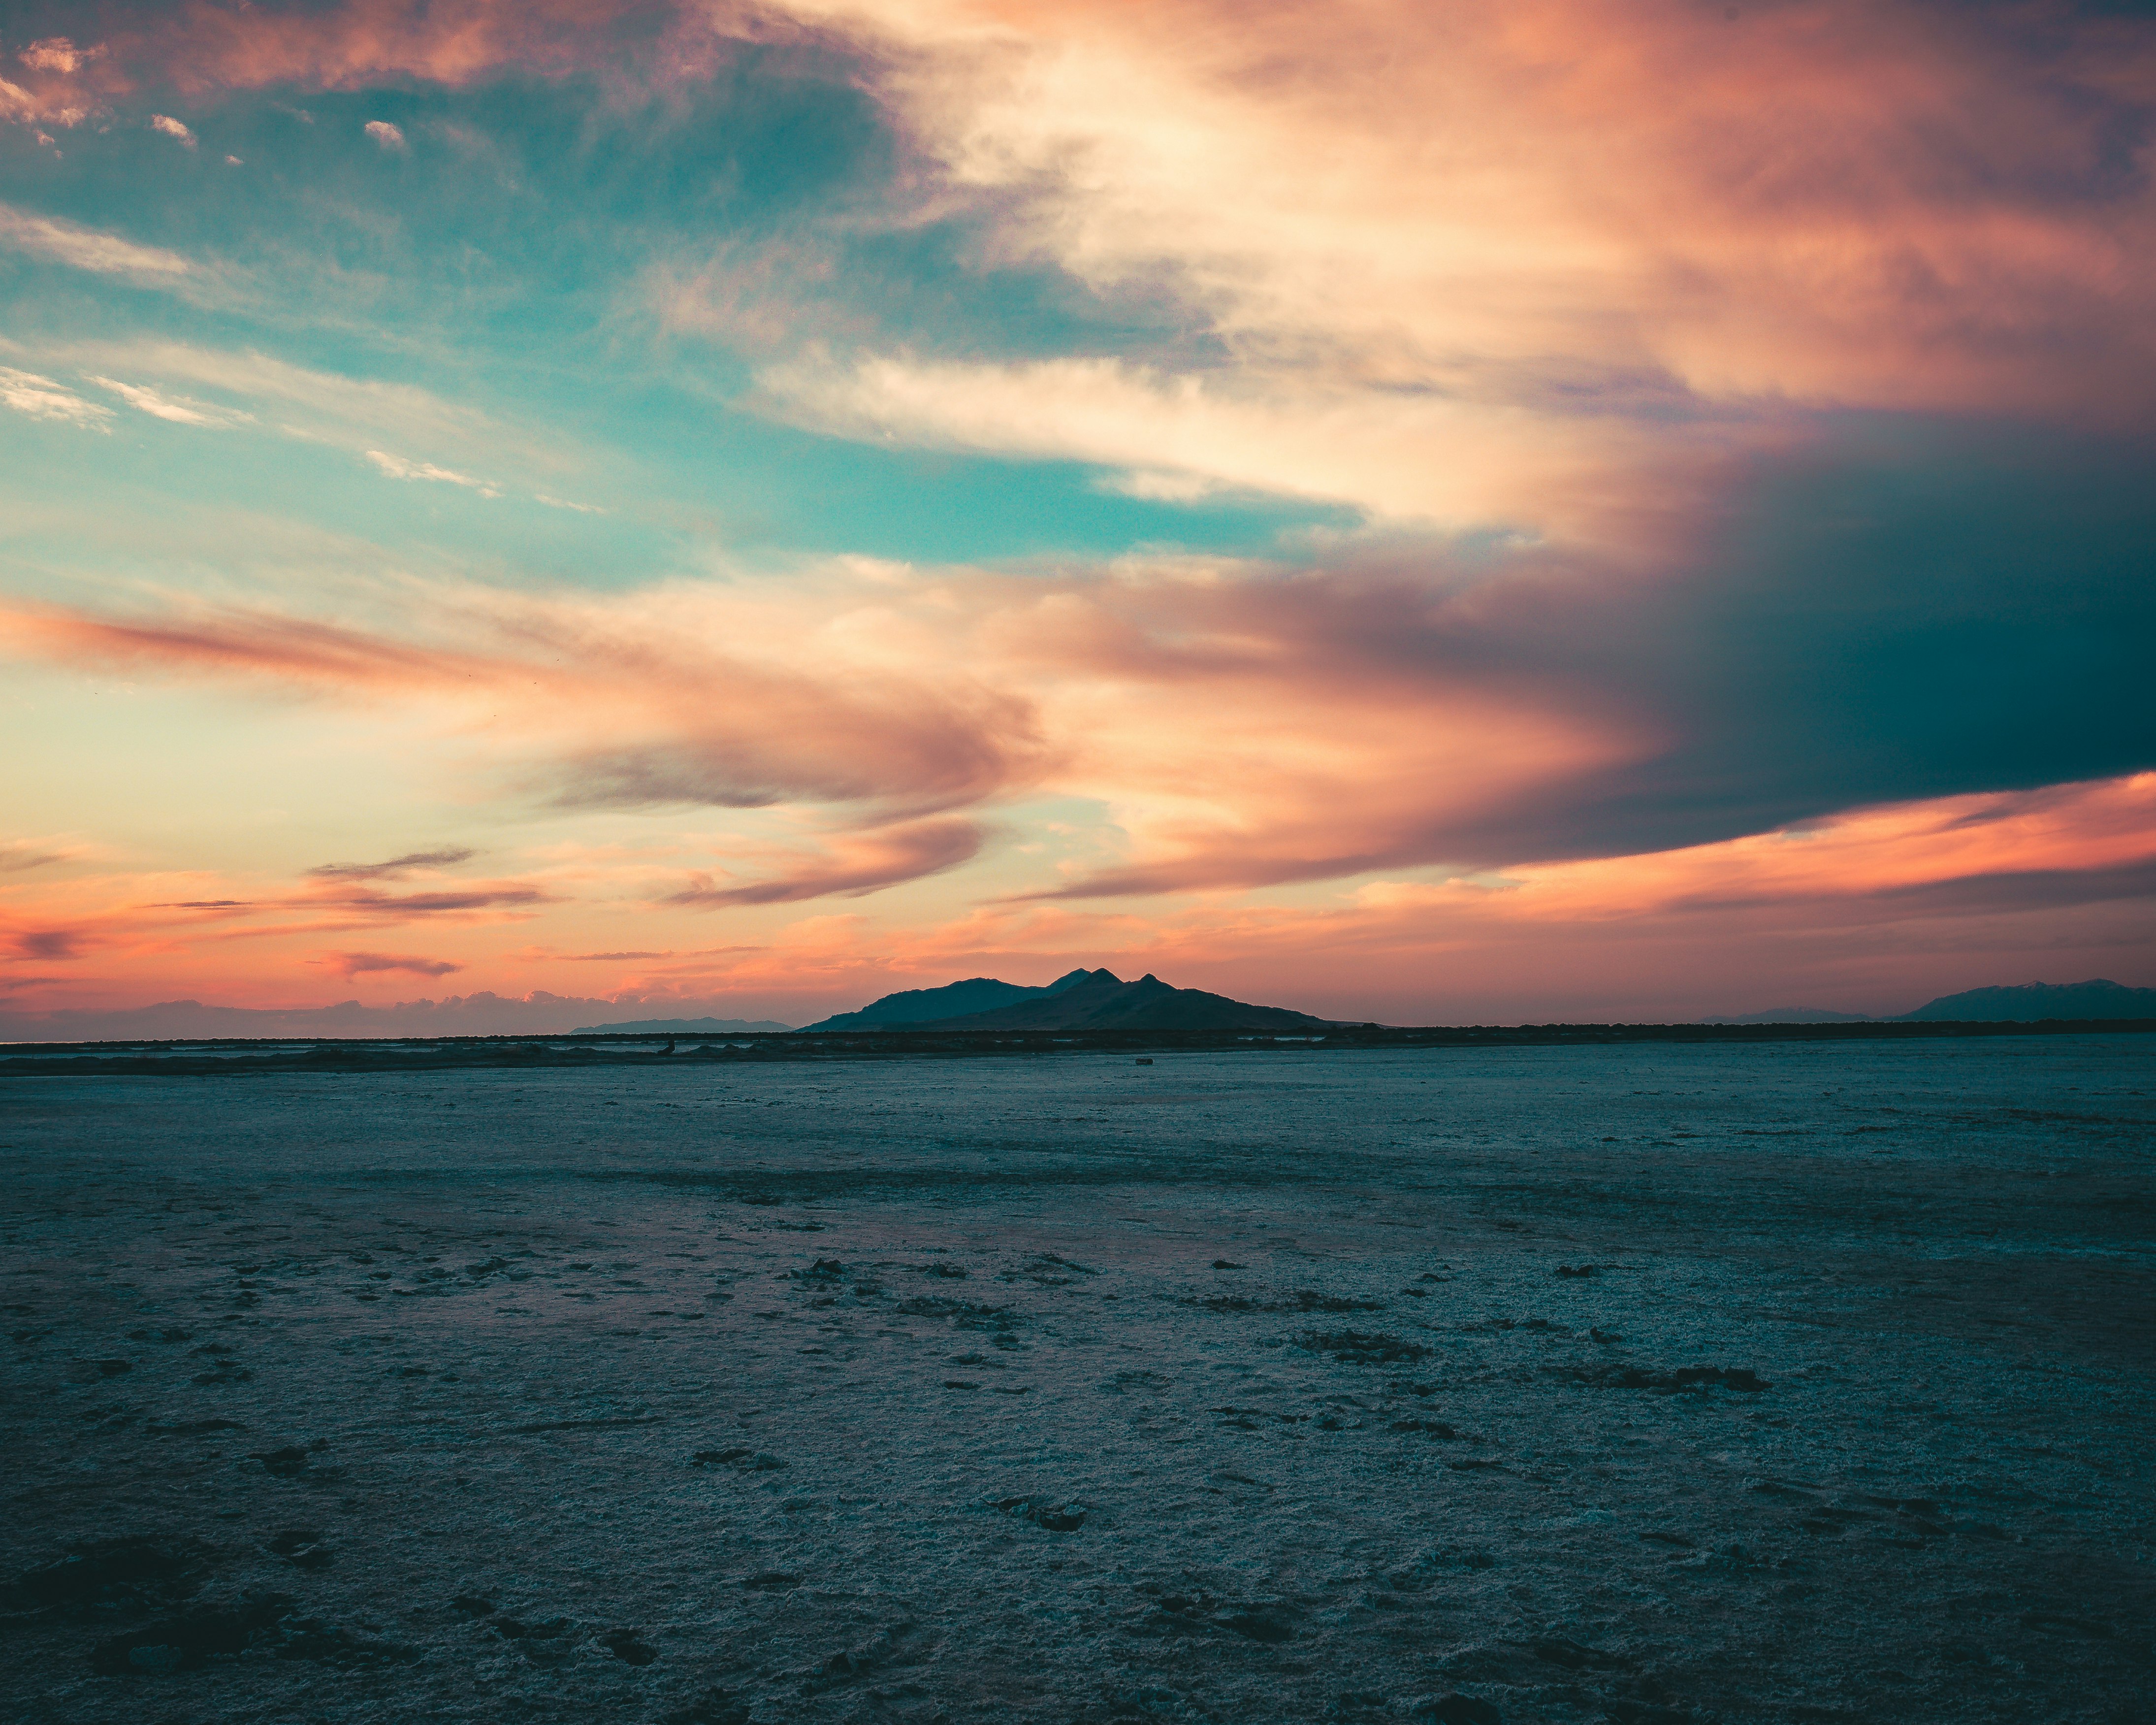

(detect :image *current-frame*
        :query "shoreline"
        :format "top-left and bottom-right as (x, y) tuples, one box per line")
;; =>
(2, 1016), (2152, 1076)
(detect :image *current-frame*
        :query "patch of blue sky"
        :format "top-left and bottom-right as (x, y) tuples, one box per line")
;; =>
(5, 64), (1170, 360)
(0, 388), (1353, 598)
(3, 60), (1328, 575)
(671, 435), (1361, 568)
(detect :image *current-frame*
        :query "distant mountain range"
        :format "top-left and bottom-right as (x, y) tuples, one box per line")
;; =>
(802, 969), (1339, 1033)
(1707, 979), (2156, 1025)
(0, 992), (794, 1042)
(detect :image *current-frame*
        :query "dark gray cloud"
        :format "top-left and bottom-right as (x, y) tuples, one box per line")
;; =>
(308, 884), (547, 916)
(670, 818), (983, 907)
(1041, 416), (2156, 896)
(306, 847), (477, 881)
(329, 951), (463, 978)
(9, 929), (86, 961)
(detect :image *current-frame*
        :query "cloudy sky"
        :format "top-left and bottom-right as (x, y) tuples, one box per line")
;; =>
(2, 0), (2153, 1030)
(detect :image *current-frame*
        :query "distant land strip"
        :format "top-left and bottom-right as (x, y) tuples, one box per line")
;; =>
(2, 1018), (2153, 1076)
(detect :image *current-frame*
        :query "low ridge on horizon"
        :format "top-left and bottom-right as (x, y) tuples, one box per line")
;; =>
(1705, 978), (2156, 1025)
(567, 1015), (795, 1035)
(8, 976), (2155, 1048)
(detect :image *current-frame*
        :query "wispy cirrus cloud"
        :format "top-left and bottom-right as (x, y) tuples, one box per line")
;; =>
(35, 340), (518, 458)
(756, 349), (1677, 537)
(364, 449), (499, 495)
(296, 881), (547, 918)
(86, 375), (254, 427)
(147, 879), (546, 922)
(0, 841), (77, 874)
(0, 368), (112, 430)
(0, 203), (192, 281)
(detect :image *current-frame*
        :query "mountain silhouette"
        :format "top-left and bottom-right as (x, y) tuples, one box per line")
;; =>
(1895, 979), (2156, 1021)
(899, 968), (1337, 1032)
(802, 970), (1092, 1032)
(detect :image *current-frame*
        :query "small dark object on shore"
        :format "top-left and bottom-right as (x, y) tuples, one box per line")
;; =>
(1219, 1607), (1293, 1643)
(601, 1627), (659, 1665)
(993, 1495), (1086, 1532)
(6, 1536), (213, 1619)
(266, 1530), (332, 1570)
(1135, 1057), (1153, 1065)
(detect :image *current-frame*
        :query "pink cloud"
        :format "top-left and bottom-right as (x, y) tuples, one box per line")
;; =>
(824, 0), (2156, 424)
(0, 585), (1043, 821)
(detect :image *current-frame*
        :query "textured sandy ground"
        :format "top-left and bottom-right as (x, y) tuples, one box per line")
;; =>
(1, 1037), (2152, 1725)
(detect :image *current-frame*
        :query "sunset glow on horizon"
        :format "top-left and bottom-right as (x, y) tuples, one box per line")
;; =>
(3, 0), (2153, 1032)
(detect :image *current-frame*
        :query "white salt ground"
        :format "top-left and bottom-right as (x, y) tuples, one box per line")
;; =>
(1, 1036), (2151, 1724)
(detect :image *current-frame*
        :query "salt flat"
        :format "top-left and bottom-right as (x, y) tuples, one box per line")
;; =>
(1, 1037), (2151, 1724)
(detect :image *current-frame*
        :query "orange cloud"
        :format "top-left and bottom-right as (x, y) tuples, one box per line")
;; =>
(4, 774), (2148, 1021)
(0, 554), (1670, 900)
(670, 817), (986, 906)
(0, 581), (1044, 820)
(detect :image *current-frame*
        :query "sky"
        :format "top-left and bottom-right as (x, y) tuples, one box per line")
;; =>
(2, 0), (2154, 1034)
